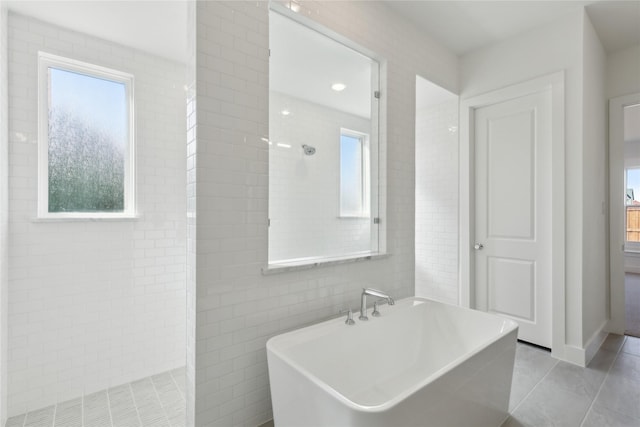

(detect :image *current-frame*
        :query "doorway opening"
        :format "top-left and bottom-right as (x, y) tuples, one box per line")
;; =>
(622, 103), (640, 337)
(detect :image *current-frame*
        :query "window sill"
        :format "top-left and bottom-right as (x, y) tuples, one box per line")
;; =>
(34, 214), (140, 222)
(262, 252), (389, 275)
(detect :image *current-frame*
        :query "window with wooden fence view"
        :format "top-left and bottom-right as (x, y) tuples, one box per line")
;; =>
(627, 205), (640, 242)
(626, 167), (640, 246)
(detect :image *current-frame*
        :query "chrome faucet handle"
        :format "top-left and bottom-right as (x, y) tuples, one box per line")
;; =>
(345, 310), (356, 325)
(339, 308), (356, 325)
(371, 301), (381, 317)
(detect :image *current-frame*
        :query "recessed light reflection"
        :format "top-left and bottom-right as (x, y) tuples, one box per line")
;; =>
(281, 109), (291, 116)
(331, 83), (346, 92)
(288, 1), (300, 12)
(277, 143), (291, 148)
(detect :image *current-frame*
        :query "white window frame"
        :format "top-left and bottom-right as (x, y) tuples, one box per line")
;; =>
(625, 165), (640, 252)
(37, 52), (135, 219)
(339, 128), (370, 218)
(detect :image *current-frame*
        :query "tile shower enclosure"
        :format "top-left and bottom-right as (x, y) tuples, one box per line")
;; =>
(6, 13), (187, 416)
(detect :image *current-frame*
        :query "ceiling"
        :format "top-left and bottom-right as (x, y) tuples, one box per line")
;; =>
(585, 1), (640, 52)
(7, 0), (188, 63)
(385, 0), (640, 55)
(5, 1), (640, 63)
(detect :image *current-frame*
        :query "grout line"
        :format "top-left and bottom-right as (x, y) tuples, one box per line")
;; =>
(168, 368), (186, 403)
(127, 383), (144, 427)
(578, 335), (626, 427)
(105, 388), (114, 427)
(51, 402), (57, 427)
(509, 347), (560, 416)
(150, 374), (173, 426)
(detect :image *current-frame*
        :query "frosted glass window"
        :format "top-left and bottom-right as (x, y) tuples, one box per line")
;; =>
(340, 131), (369, 217)
(38, 53), (135, 218)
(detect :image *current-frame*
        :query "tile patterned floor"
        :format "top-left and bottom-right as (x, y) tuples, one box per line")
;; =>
(5, 368), (185, 427)
(505, 334), (640, 427)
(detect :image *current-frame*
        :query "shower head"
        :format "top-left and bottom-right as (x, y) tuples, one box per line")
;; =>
(302, 144), (316, 156)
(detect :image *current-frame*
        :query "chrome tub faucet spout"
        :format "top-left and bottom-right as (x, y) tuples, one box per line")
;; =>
(359, 288), (394, 321)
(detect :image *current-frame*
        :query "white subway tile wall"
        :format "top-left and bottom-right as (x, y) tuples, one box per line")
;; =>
(189, 1), (458, 425)
(269, 91), (372, 262)
(6, 13), (187, 416)
(415, 101), (459, 304)
(1, 2), (10, 424)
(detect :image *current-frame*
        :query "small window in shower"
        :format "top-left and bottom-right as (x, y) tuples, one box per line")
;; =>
(37, 52), (135, 219)
(340, 129), (370, 218)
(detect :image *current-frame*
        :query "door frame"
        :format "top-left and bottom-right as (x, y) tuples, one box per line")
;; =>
(608, 92), (640, 335)
(459, 71), (565, 358)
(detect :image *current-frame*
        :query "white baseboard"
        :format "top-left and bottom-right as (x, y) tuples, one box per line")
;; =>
(562, 345), (587, 367)
(624, 266), (640, 274)
(605, 317), (625, 335)
(560, 322), (608, 367)
(584, 322), (608, 365)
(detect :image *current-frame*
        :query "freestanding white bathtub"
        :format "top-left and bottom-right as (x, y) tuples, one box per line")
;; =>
(267, 297), (518, 427)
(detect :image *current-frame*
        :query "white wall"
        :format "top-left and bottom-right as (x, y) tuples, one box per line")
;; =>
(607, 44), (640, 100)
(415, 100), (459, 304)
(269, 92), (372, 262)
(581, 11), (608, 348)
(188, 0), (458, 424)
(460, 9), (602, 356)
(7, 13), (186, 415)
(1, 1), (9, 424)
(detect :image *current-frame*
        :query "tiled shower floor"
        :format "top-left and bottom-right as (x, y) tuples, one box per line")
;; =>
(5, 368), (186, 427)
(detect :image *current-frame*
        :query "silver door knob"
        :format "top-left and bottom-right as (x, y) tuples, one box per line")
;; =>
(474, 243), (484, 250)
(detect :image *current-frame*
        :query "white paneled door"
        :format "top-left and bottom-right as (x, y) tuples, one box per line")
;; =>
(474, 89), (552, 348)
